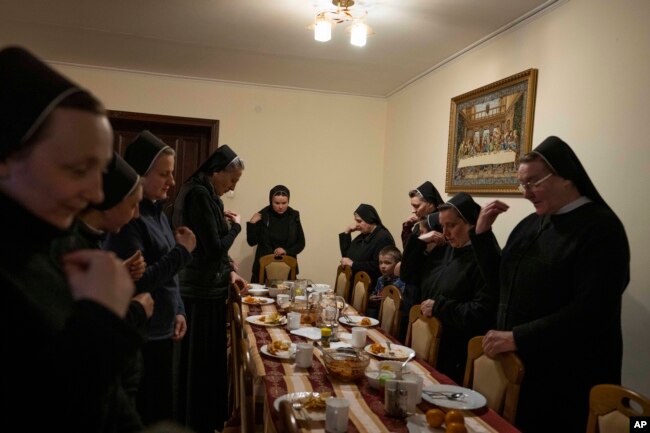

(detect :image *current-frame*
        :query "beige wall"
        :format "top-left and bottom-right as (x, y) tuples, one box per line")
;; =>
(384, 0), (650, 395)
(55, 65), (388, 285)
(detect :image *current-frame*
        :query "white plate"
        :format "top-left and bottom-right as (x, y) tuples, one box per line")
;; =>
(364, 343), (415, 360)
(339, 315), (379, 327)
(260, 342), (296, 359)
(421, 384), (487, 410)
(247, 283), (266, 291)
(310, 284), (331, 293)
(247, 287), (269, 296)
(273, 392), (327, 421)
(246, 314), (287, 327)
(242, 296), (274, 305)
(289, 327), (322, 340)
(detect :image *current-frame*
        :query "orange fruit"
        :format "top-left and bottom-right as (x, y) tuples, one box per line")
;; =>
(446, 422), (468, 433)
(445, 410), (464, 425)
(425, 408), (445, 428)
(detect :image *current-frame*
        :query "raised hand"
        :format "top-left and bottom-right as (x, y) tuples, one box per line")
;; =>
(249, 212), (262, 224)
(124, 250), (146, 281)
(132, 292), (154, 319)
(475, 200), (509, 234)
(224, 210), (241, 225)
(175, 226), (197, 253)
(61, 249), (134, 318)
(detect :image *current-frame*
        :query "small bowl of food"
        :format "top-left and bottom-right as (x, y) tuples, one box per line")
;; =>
(365, 369), (397, 389)
(322, 348), (370, 382)
(247, 286), (269, 296)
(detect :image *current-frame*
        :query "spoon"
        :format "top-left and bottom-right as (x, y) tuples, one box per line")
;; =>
(423, 390), (465, 400)
(400, 351), (416, 370)
(385, 340), (395, 356)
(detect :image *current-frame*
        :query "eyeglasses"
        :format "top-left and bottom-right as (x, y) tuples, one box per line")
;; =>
(517, 172), (553, 193)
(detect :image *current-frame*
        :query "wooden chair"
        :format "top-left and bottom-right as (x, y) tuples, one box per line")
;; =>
(334, 265), (352, 301)
(350, 271), (371, 314)
(463, 336), (525, 424)
(239, 337), (259, 433)
(378, 285), (402, 337)
(258, 254), (297, 284)
(404, 304), (442, 367)
(228, 300), (244, 417)
(586, 384), (650, 433)
(278, 399), (301, 433)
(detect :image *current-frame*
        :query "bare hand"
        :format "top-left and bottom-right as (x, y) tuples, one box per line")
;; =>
(230, 258), (239, 273)
(132, 292), (154, 319)
(346, 223), (360, 234)
(61, 250), (134, 318)
(274, 247), (287, 256)
(230, 271), (247, 287)
(418, 230), (446, 247)
(476, 200), (509, 234)
(249, 212), (262, 224)
(420, 299), (435, 317)
(482, 330), (517, 357)
(340, 257), (353, 267)
(172, 314), (187, 341)
(224, 210), (241, 225)
(175, 226), (197, 253)
(124, 250), (146, 281)
(404, 214), (419, 225)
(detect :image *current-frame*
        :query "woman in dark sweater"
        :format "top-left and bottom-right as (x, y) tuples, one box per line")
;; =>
(339, 203), (395, 293)
(417, 193), (497, 383)
(247, 185), (305, 282)
(171, 145), (246, 433)
(0, 46), (141, 433)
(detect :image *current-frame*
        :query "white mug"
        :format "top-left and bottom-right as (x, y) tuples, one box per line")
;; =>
(287, 312), (301, 330)
(325, 397), (349, 433)
(295, 342), (313, 368)
(351, 327), (367, 348)
(401, 373), (424, 407)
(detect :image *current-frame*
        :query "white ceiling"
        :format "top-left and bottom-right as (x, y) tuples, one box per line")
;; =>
(0, 0), (558, 97)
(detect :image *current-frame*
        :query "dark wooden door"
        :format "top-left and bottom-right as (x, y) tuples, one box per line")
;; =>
(108, 111), (219, 215)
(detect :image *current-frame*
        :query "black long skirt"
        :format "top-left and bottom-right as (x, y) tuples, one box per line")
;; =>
(177, 296), (229, 433)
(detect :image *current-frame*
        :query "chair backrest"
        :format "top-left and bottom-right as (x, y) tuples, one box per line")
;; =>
(278, 399), (300, 433)
(463, 336), (524, 424)
(239, 337), (256, 433)
(334, 265), (352, 300)
(404, 304), (442, 367)
(228, 300), (244, 415)
(350, 271), (371, 314)
(586, 384), (650, 433)
(259, 254), (297, 284)
(378, 285), (402, 337)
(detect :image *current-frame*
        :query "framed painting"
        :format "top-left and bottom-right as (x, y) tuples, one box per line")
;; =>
(445, 68), (538, 194)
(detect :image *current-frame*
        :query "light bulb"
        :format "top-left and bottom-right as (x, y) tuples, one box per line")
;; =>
(350, 21), (367, 47)
(314, 17), (332, 42)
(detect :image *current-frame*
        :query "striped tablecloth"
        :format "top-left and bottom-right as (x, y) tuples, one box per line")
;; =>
(241, 302), (520, 433)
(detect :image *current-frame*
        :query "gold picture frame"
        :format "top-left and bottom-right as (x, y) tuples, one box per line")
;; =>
(445, 69), (538, 194)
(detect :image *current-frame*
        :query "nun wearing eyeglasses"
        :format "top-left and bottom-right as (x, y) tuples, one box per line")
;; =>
(416, 193), (496, 383)
(470, 136), (630, 433)
(246, 185), (305, 283)
(340, 204), (396, 292)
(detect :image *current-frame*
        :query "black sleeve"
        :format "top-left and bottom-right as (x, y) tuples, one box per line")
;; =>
(339, 232), (352, 257)
(468, 228), (502, 296)
(400, 233), (427, 284)
(246, 220), (261, 247)
(285, 212), (305, 257)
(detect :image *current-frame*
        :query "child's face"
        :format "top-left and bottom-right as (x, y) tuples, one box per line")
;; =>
(379, 255), (397, 277)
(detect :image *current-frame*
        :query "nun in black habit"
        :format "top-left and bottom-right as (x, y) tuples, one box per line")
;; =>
(417, 193), (496, 383)
(0, 46), (142, 432)
(246, 185), (306, 283)
(401, 180), (444, 248)
(171, 145), (245, 433)
(470, 136), (630, 433)
(339, 204), (396, 293)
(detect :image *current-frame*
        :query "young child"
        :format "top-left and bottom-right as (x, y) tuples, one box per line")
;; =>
(366, 245), (405, 318)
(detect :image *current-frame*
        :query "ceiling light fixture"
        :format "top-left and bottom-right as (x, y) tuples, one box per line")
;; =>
(310, 0), (372, 47)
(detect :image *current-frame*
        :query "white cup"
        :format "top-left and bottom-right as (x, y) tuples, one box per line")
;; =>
(295, 342), (313, 368)
(351, 327), (367, 348)
(325, 397), (349, 433)
(287, 312), (301, 330)
(276, 293), (290, 307)
(402, 373), (424, 406)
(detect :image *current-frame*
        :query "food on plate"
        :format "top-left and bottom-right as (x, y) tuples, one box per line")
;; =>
(299, 393), (330, 411)
(268, 340), (291, 355)
(243, 295), (263, 304)
(445, 410), (465, 425)
(259, 312), (281, 324)
(446, 422), (468, 433)
(358, 317), (372, 326)
(370, 343), (386, 354)
(426, 408), (445, 428)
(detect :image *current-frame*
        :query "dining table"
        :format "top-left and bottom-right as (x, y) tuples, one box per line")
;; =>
(241, 295), (521, 433)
